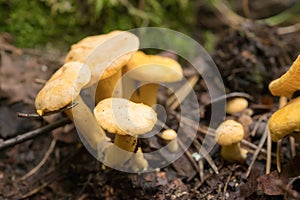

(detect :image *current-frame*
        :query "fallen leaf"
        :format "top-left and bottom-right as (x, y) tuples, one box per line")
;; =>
(257, 170), (285, 196)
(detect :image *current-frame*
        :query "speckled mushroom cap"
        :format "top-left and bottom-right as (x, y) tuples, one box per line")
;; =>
(124, 51), (183, 82)
(65, 31), (139, 85)
(269, 55), (300, 98)
(94, 98), (157, 136)
(35, 62), (91, 115)
(215, 120), (244, 146)
(268, 96), (300, 142)
(161, 129), (177, 141)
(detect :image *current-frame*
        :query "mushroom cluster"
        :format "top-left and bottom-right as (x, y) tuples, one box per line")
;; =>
(33, 31), (162, 170)
(268, 55), (300, 143)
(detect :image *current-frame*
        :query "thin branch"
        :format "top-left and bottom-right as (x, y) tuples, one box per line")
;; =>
(246, 125), (269, 177)
(21, 139), (57, 180)
(0, 118), (71, 150)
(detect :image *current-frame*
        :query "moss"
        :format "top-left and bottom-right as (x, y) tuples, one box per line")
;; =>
(0, 0), (196, 49)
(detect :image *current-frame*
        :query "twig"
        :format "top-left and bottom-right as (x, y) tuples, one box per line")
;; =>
(206, 92), (253, 107)
(193, 139), (219, 175)
(211, 0), (249, 29)
(276, 139), (282, 173)
(242, 0), (250, 18)
(277, 22), (300, 35)
(166, 75), (199, 110)
(289, 136), (296, 158)
(17, 102), (78, 118)
(198, 159), (204, 182)
(0, 118), (70, 150)
(276, 178), (300, 199)
(249, 113), (266, 137)
(266, 128), (272, 174)
(21, 139), (57, 180)
(246, 125), (269, 177)
(223, 172), (232, 199)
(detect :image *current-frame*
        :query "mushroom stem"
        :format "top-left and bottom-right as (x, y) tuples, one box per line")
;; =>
(122, 72), (141, 102)
(134, 83), (159, 106)
(221, 143), (247, 163)
(129, 147), (148, 172)
(65, 96), (107, 149)
(114, 134), (138, 152)
(95, 70), (122, 103)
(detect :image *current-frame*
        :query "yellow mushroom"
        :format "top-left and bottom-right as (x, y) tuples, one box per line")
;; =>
(226, 97), (248, 115)
(215, 119), (247, 162)
(94, 98), (157, 167)
(161, 129), (179, 153)
(35, 62), (107, 149)
(269, 55), (300, 98)
(65, 31), (139, 103)
(268, 96), (300, 142)
(268, 54), (300, 142)
(123, 51), (183, 106)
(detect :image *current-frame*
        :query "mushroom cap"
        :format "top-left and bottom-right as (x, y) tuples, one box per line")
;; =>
(65, 31), (139, 83)
(35, 62), (91, 114)
(215, 120), (244, 146)
(161, 129), (177, 141)
(124, 51), (183, 82)
(268, 96), (300, 142)
(226, 97), (248, 114)
(269, 55), (300, 98)
(94, 98), (157, 136)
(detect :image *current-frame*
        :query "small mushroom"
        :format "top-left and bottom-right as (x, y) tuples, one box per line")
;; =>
(128, 147), (148, 172)
(226, 97), (248, 115)
(215, 119), (248, 162)
(123, 51), (183, 106)
(94, 98), (157, 166)
(65, 31), (139, 103)
(161, 129), (179, 153)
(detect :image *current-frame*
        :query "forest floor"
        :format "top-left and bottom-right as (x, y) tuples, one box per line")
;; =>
(1, 5), (300, 200)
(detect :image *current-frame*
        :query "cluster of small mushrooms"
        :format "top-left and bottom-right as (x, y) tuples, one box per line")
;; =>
(33, 30), (183, 171)
(214, 54), (300, 167)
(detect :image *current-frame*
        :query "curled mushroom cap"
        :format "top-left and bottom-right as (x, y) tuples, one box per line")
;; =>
(65, 31), (139, 84)
(125, 51), (183, 82)
(269, 55), (300, 98)
(94, 98), (157, 136)
(35, 62), (91, 115)
(268, 96), (300, 142)
(215, 119), (244, 146)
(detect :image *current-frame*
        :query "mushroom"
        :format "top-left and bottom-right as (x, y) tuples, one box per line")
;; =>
(215, 119), (248, 162)
(128, 147), (149, 172)
(226, 97), (248, 115)
(161, 129), (179, 153)
(269, 55), (300, 98)
(123, 51), (183, 106)
(65, 31), (139, 103)
(268, 97), (300, 142)
(268, 55), (300, 142)
(35, 62), (107, 149)
(94, 98), (157, 166)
